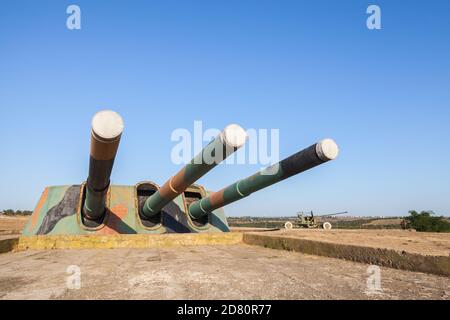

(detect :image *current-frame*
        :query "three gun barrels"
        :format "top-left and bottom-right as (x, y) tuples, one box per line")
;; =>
(81, 111), (339, 224)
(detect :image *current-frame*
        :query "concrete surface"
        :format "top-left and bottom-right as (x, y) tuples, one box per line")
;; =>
(0, 245), (449, 300)
(0, 235), (20, 241)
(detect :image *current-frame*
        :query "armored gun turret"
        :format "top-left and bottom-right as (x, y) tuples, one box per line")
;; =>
(23, 110), (339, 236)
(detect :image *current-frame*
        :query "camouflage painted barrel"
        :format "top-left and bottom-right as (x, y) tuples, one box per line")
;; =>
(188, 139), (339, 219)
(83, 110), (124, 222)
(142, 124), (247, 217)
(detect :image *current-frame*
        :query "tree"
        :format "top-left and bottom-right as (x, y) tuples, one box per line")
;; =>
(405, 210), (450, 232)
(0, 209), (32, 216)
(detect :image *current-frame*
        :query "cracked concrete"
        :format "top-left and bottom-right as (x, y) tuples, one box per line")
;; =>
(0, 244), (449, 300)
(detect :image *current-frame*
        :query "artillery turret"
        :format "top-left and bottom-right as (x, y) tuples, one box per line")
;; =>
(22, 110), (339, 236)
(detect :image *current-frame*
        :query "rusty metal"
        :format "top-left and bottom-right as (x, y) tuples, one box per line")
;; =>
(188, 139), (339, 219)
(141, 124), (247, 218)
(83, 110), (124, 224)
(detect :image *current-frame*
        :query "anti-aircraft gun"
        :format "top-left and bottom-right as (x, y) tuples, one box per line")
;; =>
(284, 211), (348, 230)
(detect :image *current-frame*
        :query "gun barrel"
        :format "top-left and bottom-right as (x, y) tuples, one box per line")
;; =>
(83, 110), (124, 222)
(142, 124), (247, 217)
(316, 211), (348, 217)
(188, 139), (339, 219)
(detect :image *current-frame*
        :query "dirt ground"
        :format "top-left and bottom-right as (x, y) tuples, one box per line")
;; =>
(0, 216), (28, 239)
(0, 244), (449, 300)
(0, 215), (29, 231)
(255, 229), (450, 256)
(362, 218), (404, 226)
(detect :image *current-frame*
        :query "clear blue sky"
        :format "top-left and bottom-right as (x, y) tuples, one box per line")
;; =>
(1, 0), (449, 217)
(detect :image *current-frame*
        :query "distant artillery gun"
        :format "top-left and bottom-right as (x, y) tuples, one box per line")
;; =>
(284, 211), (348, 230)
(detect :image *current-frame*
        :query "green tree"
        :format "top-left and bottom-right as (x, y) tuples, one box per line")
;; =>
(405, 210), (450, 232)
(1, 209), (32, 216)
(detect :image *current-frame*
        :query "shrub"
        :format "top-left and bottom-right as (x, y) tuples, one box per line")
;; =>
(405, 210), (450, 232)
(0, 209), (32, 216)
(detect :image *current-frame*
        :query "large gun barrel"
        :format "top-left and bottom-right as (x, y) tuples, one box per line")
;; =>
(83, 110), (124, 222)
(141, 124), (247, 217)
(188, 139), (339, 219)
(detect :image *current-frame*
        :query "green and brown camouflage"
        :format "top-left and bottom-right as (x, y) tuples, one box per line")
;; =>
(188, 139), (339, 219)
(22, 183), (229, 235)
(141, 124), (247, 218)
(21, 110), (339, 236)
(83, 110), (124, 226)
(291, 211), (347, 229)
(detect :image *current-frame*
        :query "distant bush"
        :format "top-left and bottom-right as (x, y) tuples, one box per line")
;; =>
(1, 209), (33, 216)
(405, 210), (450, 233)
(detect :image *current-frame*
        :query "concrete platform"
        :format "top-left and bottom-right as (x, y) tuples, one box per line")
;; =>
(0, 245), (449, 300)
(1, 229), (450, 277)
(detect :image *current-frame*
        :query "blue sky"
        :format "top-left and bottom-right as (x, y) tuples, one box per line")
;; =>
(0, 0), (449, 217)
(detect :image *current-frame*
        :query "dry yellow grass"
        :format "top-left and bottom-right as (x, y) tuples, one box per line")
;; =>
(362, 218), (403, 226)
(0, 216), (29, 233)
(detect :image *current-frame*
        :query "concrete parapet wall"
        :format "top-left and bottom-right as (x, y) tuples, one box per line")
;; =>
(242, 233), (450, 277)
(0, 238), (19, 254)
(0, 233), (243, 252)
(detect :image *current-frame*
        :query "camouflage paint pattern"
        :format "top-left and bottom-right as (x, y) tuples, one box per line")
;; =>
(189, 142), (331, 219)
(83, 126), (122, 221)
(22, 183), (229, 236)
(142, 129), (243, 217)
